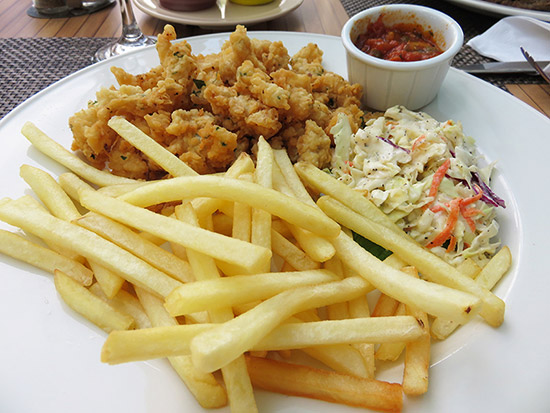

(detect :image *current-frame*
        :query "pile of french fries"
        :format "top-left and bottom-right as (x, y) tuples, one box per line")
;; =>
(0, 117), (512, 412)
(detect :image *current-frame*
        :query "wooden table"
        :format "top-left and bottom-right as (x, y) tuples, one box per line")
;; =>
(1, 0), (549, 117)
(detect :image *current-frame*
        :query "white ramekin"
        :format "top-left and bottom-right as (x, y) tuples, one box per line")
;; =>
(341, 5), (464, 111)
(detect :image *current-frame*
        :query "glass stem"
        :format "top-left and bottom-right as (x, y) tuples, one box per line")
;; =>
(119, 0), (143, 40)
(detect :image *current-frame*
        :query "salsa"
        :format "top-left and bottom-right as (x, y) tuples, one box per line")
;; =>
(354, 15), (443, 62)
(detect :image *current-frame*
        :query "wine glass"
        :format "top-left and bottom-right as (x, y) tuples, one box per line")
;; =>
(93, 0), (156, 62)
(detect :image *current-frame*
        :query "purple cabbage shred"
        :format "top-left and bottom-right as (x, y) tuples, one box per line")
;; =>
(471, 172), (506, 208)
(447, 173), (506, 208)
(376, 136), (410, 154)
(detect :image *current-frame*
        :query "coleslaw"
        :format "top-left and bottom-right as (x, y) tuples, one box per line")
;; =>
(330, 105), (505, 267)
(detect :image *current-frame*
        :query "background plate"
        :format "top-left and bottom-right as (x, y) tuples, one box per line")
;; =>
(133, 0), (303, 28)
(444, 0), (550, 21)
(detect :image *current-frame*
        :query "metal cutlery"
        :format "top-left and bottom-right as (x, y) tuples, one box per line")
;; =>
(520, 47), (550, 84)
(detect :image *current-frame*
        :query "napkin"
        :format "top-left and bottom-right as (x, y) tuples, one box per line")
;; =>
(467, 16), (550, 73)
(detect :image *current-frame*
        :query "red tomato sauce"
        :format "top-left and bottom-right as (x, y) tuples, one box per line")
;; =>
(354, 15), (443, 62)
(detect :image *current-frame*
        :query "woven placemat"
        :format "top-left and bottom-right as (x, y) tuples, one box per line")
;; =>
(0, 37), (114, 120)
(0, 20), (543, 120)
(339, 0), (545, 89)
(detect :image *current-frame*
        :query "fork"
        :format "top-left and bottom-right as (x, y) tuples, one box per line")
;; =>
(520, 47), (550, 85)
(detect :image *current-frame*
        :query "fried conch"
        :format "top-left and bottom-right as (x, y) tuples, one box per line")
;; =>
(70, 24), (365, 180)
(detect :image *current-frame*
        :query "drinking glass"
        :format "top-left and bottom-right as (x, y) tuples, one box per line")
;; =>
(93, 0), (156, 62)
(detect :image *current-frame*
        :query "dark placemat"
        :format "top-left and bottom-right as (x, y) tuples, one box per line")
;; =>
(339, 0), (545, 89)
(0, 37), (114, 120)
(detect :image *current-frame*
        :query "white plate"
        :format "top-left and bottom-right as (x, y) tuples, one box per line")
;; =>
(444, 0), (550, 21)
(133, 0), (303, 28)
(0, 32), (549, 413)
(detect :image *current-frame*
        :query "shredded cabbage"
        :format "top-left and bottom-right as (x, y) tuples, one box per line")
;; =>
(330, 105), (504, 267)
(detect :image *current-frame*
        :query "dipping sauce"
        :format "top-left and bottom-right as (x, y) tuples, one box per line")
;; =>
(354, 15), (443, 62)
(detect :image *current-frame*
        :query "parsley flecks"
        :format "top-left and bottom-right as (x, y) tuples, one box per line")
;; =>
(193, 79), (206, 89)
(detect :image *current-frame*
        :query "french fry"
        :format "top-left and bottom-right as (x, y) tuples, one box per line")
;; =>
(431, 246), (512, 339)
(273, 150), (316, 207)
(19, 164), (81, 221)
(383, 253), (407, 269)
(271, 164), (334, 262)
(118, 175), (341, 239)
(134, 287), (228, 409)
(474, 245), (512, 290)
(256, 316), (425, 350)
(96, 181), (152, 197)
(190, 276), (372, 373)
(211, 212), (233, 236)
(286, 223), (336, 263)
(21, 122), (135, 186)
(54, 270), (134, 332)
(89, 283), (151, 329)
(331, 231), (480, 324)
(107, 117), (198, 177)
(375, 303), (407, 361)
(246, 356), (403, 412)
(323, 255), (344, 276)
(271, 228), (320, 271)
(371, 293), (400, 318)
(176, 202), (258, 413)
(293, 309), (370, 378)
(164, 269), (339, 316)
(75, 213), (194, 283)
(58, 172), (96, 203)
(98, 323), (247, 363)
(457, 258), (482, 279)
(348, 295), (376, 378)
(252, 137), (273, 216)
(0, 196), (182, 297)
(88, 260), (126, 299)
(272, 150), (336, 262)
(101, 316), (424, 364)
(232, 196), (252, 242)
(327, 301), (350, 320)
(18, 167), (85, 262)
(225, 152), (256, 178)
(185, 153), (256, 225)
(294, 161), (402, 233)
(78, 188), (272, 274)
(19, 167), (126, 296)
(272, 161), (295, 197)
(319, 195), (504, 326)
(402, 267), (431, 396)
(0, 229), (92, 286)
(301, 344), (368, 378)
(373, 268), (409, 363)
(250, 137), (273, 273)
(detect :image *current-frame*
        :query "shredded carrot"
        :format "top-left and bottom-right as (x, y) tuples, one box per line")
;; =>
(427, 198), (460, 248)
(430, 204), (446, 213)
(411, 134), (426, 152)
(423, 159), (451, 210)
(460, 205), (483, 232)
(429, 159), (451, 198)
(446, 234), (457, 253)
(461, 190), (482, 207)
(462, 215), (476, 232)
(461, 207), (483, 218)
(459, 189), (483, 232)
